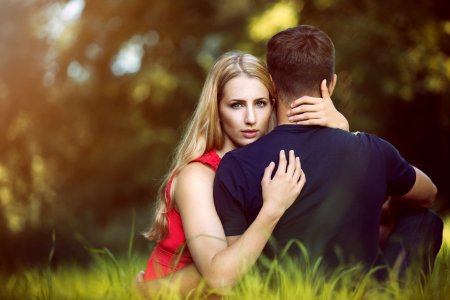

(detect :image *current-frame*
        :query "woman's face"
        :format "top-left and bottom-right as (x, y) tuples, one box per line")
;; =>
(219, 75), (272, 152)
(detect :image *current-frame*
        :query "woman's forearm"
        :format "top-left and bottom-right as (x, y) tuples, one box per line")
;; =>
(202, 204), (283, 290)
(337, 112), (349, 131)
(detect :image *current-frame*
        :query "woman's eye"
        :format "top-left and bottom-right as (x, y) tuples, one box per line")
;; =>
(256, 101), (267, 107)
(231, 103), (244, 109)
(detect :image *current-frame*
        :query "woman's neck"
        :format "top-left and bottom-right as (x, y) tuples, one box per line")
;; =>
(215, 144), (235, 158)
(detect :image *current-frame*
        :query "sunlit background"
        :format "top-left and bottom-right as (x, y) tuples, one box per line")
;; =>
(0, 0), (449, 271)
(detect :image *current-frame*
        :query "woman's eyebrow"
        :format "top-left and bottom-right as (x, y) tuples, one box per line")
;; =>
(228, 97), (268, 102)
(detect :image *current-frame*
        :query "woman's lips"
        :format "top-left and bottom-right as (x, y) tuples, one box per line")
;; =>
(241, 130), (258, 138)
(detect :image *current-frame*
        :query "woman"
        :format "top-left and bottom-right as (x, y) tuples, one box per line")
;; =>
(139, 52), (348, 294)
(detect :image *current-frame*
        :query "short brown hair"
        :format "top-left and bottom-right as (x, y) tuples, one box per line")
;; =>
(266, 25), (335, 102)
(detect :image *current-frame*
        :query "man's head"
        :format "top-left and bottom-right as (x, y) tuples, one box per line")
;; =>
(267, 25), (336, 105)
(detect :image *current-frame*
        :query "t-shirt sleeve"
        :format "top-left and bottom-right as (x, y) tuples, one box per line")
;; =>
(213, 154), (249, 236)
(378, 137), (416, 196)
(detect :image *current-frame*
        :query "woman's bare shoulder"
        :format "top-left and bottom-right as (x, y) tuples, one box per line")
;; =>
(177, 162), (215, 182)
(174, 162), (215, 200)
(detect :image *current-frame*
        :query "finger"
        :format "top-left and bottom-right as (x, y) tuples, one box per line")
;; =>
(286, 150), (296, 175)
(137, 271), (145, 283)
(290, 96), (321, 108)
(297, 117), (327, 126)
(287, 103), (323, 117)
(297, 169), (306, 191)
(321, 79), (330, 99)
(290, 112), (324, 122)
(293, 156), (302, 182)
(262, 161), (275, 183)
(276, 150), (287, 175)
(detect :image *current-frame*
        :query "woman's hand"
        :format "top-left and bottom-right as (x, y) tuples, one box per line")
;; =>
(134, 267), (203, 298)
(261, 150), (306, 218)
(286, 79), (349, 131)
(134, 271), (150, 298)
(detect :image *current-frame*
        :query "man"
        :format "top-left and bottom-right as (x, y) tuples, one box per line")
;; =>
(213, 25), (442, 278)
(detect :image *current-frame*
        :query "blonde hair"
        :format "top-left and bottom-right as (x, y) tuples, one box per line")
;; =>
(144, 51), (276, 241)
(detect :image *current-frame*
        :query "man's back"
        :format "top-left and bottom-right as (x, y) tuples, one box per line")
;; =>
(214, 125), (416, 268)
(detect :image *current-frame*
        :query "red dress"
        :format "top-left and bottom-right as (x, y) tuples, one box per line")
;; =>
(144, 150), (221, 280)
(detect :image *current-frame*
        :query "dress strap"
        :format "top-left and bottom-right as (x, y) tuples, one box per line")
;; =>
(191, 149), (221, 171)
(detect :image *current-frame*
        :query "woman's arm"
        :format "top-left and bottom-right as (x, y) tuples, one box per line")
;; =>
(286, 79), (349, 131)
(175, 150), (305, 292)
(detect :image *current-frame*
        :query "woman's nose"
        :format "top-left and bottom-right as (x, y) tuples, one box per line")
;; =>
(245, 107), (256, 125)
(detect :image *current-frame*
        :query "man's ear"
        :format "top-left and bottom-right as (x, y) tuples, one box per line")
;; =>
(329, 74), (337, 96)
(269, 74), (277, 94)
(269, 74), (278, 105)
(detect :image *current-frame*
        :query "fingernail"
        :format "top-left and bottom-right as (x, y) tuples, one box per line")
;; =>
(288, 117), (292, 121)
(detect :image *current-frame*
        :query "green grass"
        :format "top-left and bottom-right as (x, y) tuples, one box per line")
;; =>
(1, 218), (449, 300)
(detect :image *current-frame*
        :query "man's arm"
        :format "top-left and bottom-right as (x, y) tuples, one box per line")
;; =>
(380, 166), (437, 245)
(388, 166), (437, 210)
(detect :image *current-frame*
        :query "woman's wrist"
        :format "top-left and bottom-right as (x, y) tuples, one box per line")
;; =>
(337, 112), (349, 131)
(260, 202), (285, 221)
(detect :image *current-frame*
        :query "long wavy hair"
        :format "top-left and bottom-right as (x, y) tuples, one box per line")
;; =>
(144, 51), (276, 241)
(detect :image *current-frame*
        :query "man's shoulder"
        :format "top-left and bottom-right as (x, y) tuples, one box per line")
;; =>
(215, 150), (245, 181)
(313, 127), (369, 145)
(338, 131), (407, 165)
(222, 134), (269, 161)
(336, 130), (385, 145)
(316, 129), (399, 160)
(350, 131), (396, 149)
(218, 150), (239, 168)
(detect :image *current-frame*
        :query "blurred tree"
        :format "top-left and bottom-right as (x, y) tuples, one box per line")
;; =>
(0, 0), (271, 269)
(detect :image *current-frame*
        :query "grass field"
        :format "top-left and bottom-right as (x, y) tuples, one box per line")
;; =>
(1, 218), (449, 300)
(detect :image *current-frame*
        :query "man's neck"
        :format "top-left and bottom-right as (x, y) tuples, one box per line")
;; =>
(276, 92), (323, 125)
(276, 101), (294, 126)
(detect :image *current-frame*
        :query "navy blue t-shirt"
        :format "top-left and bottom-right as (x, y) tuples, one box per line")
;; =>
(213, 125), (415, 267)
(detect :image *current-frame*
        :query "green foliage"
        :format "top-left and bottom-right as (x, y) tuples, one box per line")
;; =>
(1, 229), (449, 300)
(0, 217), (449, 299)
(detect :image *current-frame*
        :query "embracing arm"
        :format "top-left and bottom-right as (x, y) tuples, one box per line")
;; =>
(286, 79), (349, 131)
(394, 166), (437, 207)
(385, 166), (437, 212)
(176, 150), (305, 291)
